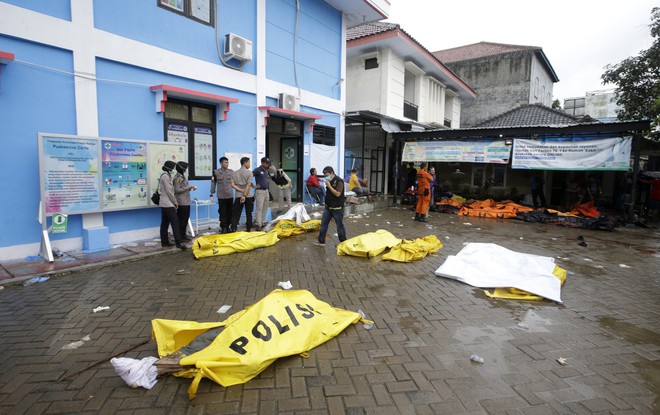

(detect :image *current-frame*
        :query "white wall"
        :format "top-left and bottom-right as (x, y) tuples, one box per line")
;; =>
(529, 54), (554, 106)
(346, 53), (382, 112)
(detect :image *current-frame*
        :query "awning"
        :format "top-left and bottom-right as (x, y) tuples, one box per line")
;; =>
(150, 84), (239, 121)
(258, 106), (322, 132)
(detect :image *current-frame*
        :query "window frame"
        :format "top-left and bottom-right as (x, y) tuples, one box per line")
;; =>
(163, 98), (217, 180)
(158, 0), (214, 27)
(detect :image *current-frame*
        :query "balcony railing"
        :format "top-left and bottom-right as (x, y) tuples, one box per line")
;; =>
(403, 100), (418, 121)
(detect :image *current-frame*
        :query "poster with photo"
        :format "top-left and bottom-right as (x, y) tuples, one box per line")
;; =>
(167, 122), (188, 144)
(40, 136), (100, 214)
(101, 140), (148, 210)
(193, 126), (213, 177)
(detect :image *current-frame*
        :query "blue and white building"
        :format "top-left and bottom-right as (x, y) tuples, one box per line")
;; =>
(0, 0), (390, 260)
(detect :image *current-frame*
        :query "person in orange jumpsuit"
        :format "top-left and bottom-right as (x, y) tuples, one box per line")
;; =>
(414, 162), (433, 222)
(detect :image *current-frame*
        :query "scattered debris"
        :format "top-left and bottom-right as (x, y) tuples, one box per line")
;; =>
(463, 222), (472, 226)
(61, 257), (76, 262)
(23, 276), (49, 286)
(578, 241), (588, 247)
(470, 354), (485, 364)
(619, 264), (631, 268)
(144, 242), (157, 247)
(111, 356), (159, 389)
(357, 309), (374, 330)
(520, 237), (524, 240)
(174, 269), (191, 275)
(216, 305), (232, 314)
(93, 306), (110, 313)
(556, 357), (567, 365)
(277, 281), (293, 290)
(516, 322), (529, 329)
(52, 249), (64, 257)
(25, 255), (43, 261)
(125, 242), (138, 247)
(61, 335), (91, 350)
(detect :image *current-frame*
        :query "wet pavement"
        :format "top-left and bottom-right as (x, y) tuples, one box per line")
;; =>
(0, 206), (658, 414)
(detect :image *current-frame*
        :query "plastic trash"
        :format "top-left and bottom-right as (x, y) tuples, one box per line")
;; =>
(52, 249), (63, 257)
(23, 276), (49, 286)
(578, 241), (588, 247)
(277, 281), (293, 290)
(618, 264), (631, 268)
(93, 306), (110, 313)
(110, 356), (159, 389)
(25, 255), (43, 261)
(144, 242), (157, 247)
(470, 354), (485, 364)
(556, 357), (567, 365)
(217, 305), (232, 314)
(61, 257), (76, 262)
(357, 309), (374, 330)
(516, 322), (528, 329)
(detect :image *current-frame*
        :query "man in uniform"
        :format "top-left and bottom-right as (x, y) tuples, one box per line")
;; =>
(210, 156), (233, 233)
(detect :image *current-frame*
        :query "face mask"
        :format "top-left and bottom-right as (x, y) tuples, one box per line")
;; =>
(324, 176), (331, 181)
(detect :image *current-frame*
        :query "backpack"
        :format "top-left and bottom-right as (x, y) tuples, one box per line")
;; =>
(271, 170), (289, 186)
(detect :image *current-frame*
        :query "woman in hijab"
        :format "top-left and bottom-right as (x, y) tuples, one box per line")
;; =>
(159, 160), (187, 250)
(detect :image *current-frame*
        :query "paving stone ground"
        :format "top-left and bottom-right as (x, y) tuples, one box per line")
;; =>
(0, 206), (658, 414)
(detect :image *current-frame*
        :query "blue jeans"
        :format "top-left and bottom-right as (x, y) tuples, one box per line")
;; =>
(318, 207), (346, 244)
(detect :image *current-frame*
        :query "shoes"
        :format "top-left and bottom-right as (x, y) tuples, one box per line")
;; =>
(176, 243), (188, 250)
(314, 241), (326, 247)
(414, 213), (420, 221)
(182, 237), (192, 242)
(221, 227), (229, 234)
(419, 215), (428, 223)
(161, 243), (174, 247)
(255, 226), (263, 232)
(230, 227), (237, 233)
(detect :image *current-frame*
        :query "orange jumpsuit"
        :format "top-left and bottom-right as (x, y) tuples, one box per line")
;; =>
(415, 169), (433, 215)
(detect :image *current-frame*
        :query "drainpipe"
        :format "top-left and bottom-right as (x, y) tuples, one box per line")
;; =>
(627, 133), (641, 225)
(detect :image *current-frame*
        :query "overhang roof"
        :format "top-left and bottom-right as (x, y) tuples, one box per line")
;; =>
(347, 22), (476, 99)
(433, 41), (559, 83)
(475, 104), (581, 128)
(324, 0), (389, 28)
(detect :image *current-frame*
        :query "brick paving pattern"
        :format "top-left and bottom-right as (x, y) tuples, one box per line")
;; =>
(0, 207), (658, 414)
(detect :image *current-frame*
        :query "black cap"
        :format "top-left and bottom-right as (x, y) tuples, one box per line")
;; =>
(261, 157), (271, 164)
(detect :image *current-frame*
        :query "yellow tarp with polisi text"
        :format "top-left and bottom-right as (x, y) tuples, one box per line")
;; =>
(484, 265), (567, 301)
(271, 219), (321, 238)
(382, 235), (443, 262)
(151, 290), (365, 399)
(192, 231), (279, 258)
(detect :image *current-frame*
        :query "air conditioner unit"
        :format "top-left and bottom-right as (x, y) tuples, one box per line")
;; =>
(224, 33), (253, 62)
(278, 93), (299, 111)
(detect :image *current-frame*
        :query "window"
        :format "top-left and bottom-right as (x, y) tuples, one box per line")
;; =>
(164, 99), (216, 179)
(365, 57), (378, 70)
(533, 77), (539, 99)
(158, 0), (214, 26)
(472, 164), (506, 188)
(313, 125), (336, 146)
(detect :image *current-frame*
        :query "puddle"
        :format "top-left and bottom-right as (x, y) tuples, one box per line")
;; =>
(398, 316), (426, 334)
(598, 316), (660, 345)
(632, 360), (660, 411)
(369, 284), (397, 297)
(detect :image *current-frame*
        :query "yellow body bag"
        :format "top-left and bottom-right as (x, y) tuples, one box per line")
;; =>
(192, 231), (279, 258)
(151, 289), (364, 399)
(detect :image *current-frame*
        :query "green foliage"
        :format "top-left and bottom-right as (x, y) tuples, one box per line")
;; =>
(601, 7), (660, 140)
(552, 99), (562, 110)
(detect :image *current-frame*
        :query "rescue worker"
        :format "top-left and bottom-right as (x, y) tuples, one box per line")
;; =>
(414, 162), (433, 223)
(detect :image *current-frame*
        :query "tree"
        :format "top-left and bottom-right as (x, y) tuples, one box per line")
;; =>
(601, 7), (659, 140)
(551, 99), (562, 110)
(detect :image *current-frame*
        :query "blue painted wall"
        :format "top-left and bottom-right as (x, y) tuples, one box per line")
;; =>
(0, 36), (77, 247)
(266, 0), (342, 99)
(95, 58), (258, 230)
(93, 0), (257, 75)
(1, 0), (71, 20)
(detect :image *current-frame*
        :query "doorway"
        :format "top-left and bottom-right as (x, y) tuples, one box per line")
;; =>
(266, 117), (303, 201)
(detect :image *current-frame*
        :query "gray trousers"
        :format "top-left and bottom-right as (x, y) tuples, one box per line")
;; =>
(254, 189), (270, 227)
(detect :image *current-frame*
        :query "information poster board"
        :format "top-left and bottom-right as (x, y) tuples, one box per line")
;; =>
(402, 140), (511, 164)
(511, 137), (632, 170)
(193, 126), (213, 176)
(38, 133), (189, 215)
(166, 122), (188, 144)
(225, 152), (253, 171)
(148, 142), (188, 204)
(101, 140), (148, 210)
(40, 135), (100, 214)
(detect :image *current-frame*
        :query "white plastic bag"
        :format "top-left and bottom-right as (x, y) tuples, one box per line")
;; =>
(110, 356), (159, 389)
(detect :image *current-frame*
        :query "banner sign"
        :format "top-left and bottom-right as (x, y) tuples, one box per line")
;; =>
(41, 136), (100, 214)
(101, 140), (148, 210)
(511, 137), (631, 170)
(402, 140), (511, 164)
